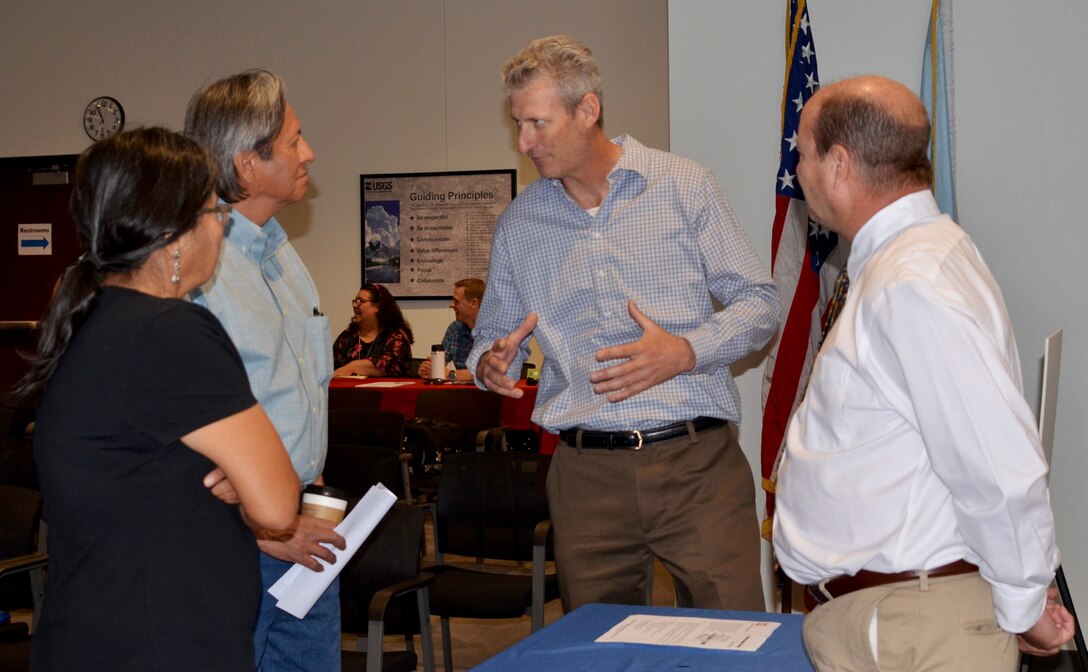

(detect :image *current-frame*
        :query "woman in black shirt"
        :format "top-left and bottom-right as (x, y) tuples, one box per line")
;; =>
(11, 128), (299, 671)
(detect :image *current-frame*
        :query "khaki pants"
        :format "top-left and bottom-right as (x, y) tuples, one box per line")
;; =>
(803, 572), (1017, 671)
(546, 422), (763, 612)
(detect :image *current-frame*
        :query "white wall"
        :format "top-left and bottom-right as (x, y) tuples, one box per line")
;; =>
(671, 0), (1088, 607)
(1, 0), (669, 359)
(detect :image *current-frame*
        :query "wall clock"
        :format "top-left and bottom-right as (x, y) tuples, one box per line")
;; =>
(83, 96), (125, 141)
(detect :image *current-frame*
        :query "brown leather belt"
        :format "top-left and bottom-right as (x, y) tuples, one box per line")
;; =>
(806, 559), (979, 606)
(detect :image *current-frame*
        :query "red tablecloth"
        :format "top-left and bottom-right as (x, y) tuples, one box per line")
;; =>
(329, 377), (558, 453)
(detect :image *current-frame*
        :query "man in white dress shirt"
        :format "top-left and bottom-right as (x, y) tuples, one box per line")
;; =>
(773, 75), (1074, 670)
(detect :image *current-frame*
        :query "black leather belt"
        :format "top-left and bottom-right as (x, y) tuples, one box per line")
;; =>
(559, 417), (726, 450)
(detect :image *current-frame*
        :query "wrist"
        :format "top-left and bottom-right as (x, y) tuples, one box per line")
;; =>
(682, 341), (697, 373)
(255, 524), (295, 542)
(674, 336), (697, 375)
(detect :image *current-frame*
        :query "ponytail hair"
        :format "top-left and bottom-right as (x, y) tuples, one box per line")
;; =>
(9, 127), (217, 405)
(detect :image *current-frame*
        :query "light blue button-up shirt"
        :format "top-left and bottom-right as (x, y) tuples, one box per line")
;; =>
(467, 136), (779, 432)
(191, 208), (332, 485)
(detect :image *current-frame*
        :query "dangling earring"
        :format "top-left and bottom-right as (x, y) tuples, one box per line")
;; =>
(171, 249), (182, 285)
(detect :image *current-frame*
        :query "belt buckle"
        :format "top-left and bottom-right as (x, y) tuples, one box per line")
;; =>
(631, 430), (644, 450)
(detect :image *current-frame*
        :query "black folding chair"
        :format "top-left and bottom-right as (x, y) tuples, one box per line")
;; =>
(425, 451), (559, 672)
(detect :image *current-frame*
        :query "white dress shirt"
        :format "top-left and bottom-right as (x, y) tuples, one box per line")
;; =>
(773, 190), (1059, 633)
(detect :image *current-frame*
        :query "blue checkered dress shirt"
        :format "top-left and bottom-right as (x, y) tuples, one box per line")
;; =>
(467, 136), (780, 432)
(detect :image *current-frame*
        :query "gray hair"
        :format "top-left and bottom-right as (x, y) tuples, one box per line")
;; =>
(503, 35), (604, 128)
(184, 69), (286, 203)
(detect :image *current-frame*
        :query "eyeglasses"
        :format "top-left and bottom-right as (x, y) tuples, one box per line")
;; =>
(197, 204), (233, 227)
(352, 297), (376, 306)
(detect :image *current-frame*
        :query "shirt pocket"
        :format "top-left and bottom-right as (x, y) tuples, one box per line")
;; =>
(811, 344), (899, 455)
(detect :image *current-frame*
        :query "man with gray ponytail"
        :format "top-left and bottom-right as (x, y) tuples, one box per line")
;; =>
(185, 70), (343, 671)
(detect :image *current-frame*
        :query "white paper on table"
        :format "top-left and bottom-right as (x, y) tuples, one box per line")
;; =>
(355, 381), (414, 388)
(268, 483), (397, 618)
(595, 614), (780, 652)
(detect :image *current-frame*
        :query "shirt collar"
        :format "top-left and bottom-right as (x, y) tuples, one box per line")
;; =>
(608, 134), (647, 178)
(222, 203), (288, 264)
(543, 134), (648, 192)
(848, 189), (943, 278)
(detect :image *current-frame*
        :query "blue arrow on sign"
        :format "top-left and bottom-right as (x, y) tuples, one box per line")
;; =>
(21, 237), (49, 249)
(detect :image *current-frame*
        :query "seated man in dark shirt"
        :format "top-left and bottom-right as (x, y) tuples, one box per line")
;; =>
(419, 277), (484, 381)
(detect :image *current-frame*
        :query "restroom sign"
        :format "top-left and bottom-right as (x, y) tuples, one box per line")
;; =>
(18, 224), (52, 256)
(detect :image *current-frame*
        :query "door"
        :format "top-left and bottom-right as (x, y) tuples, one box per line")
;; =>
(0, 154), (80, 395)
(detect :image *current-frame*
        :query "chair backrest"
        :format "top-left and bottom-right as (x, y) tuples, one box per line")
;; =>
(435, 451), (551, 562)
(0, 435), (38, 491)
(0, 485), (42, 609)
(325, 445), (403, 499)
(500, 429), (540, 453)
(340, 502), (425, 635)
(328, 408), (405, 449)
(414, 389), (502, 430)
(326, 445), (404, 498)
(413, 389), (503, 454)
(0, 485), (41, 562)
(0, 407), (13, 439)
(328, 386), (383, 412)
(327, 409), (409, 500)
(1038, 328), (1062, 470)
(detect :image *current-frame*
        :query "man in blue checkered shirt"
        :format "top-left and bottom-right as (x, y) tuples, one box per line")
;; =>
(418, 277), (484, 382)
(467, 36), (780, 612)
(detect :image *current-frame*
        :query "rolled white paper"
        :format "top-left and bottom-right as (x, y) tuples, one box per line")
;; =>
(269, 483), (397, 618)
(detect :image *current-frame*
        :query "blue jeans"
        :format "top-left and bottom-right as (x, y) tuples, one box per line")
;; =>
(254, 553), (341, 672)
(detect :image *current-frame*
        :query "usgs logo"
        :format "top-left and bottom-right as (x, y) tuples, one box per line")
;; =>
(365, 180), (393, 191)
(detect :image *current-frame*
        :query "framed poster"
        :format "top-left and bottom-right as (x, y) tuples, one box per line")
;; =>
(360, 169), (515, 299)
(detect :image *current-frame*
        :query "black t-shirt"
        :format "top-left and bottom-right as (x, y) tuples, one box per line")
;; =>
(32, 287), (261, 671)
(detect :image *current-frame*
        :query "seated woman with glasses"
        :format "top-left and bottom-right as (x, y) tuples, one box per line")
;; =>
(11, 128), (299, 672)
(332, 283), (415, 377)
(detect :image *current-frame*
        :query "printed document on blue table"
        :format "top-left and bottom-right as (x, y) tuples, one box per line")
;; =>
(596, 614), (780, 652)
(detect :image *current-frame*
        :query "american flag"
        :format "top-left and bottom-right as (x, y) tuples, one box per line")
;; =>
(760, 0), (845, 540)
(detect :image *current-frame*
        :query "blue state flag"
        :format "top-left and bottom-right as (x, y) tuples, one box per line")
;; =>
(921, 0), (958, 221)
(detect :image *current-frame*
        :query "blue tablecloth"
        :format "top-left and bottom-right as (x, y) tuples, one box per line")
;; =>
(472, 603), (815, 671)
